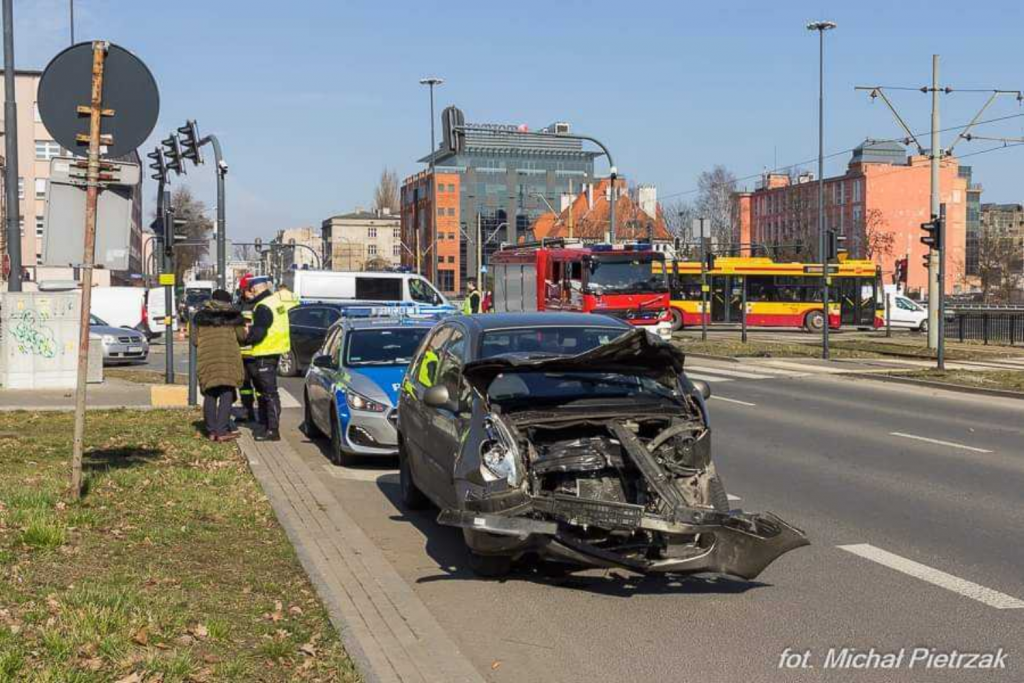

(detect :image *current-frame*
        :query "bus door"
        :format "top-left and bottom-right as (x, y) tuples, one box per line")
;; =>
(837, 277), (875, 327)
(710, 276), (743, 323)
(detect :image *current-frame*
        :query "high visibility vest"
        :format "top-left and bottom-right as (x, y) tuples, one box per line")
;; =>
(240, 309), (255, 358)
(462, 290), (480, 315)
(250, 292), (292, 357)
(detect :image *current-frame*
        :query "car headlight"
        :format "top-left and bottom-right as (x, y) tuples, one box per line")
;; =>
(346, 390), (387, 413)
(102, 334), (117, 345)
(480, 414), (522, 487)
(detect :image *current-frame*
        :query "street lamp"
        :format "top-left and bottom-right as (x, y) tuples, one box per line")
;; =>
(807, 19), (836, 360)
(419, 76), (443, 284)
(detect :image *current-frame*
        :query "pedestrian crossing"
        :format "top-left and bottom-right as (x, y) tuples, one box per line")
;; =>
(685, 363), (809, 384)
(280, 389), (301, 409)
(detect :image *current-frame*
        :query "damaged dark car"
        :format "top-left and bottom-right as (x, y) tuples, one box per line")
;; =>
(396, 312), (808, 579)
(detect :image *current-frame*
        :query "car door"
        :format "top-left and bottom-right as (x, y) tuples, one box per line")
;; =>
(307, 326), (343, 433)
(290, 306), (328, 370)
(400, 325), (454, 498)
(420, 327), (470, 507)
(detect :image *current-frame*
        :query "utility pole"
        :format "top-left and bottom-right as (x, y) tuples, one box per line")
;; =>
(3, 0), (22, 291)
(419, 77), (442, 285)
(927, 55), (941, 349)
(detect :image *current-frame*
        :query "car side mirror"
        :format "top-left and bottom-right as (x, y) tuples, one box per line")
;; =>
(423, 385), (451, 409)
(312, 354), (335, 370)
(690, 379), (711, 400)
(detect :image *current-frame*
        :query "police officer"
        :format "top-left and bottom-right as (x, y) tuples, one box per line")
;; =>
(462, 280), (481, 315)
(237, 274), (258, 424)
(241, 276), (293, 441)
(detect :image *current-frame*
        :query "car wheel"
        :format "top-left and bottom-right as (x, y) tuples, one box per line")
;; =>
(918, 319), (929, 334)
(398, 438), (429, 510)
(278, 351), (298, 377)
(670, 308), (684, 332)
(468, 551), (513, 579)
(302, 390), (322, 439)
(804, 310), (825, 332)
(329, 411), (357, 467)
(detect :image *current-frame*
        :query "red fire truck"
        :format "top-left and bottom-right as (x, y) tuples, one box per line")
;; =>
(489, 240), (673, 340)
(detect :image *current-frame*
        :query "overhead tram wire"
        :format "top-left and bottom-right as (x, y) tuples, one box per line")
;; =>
(659, 110), (1024, 200)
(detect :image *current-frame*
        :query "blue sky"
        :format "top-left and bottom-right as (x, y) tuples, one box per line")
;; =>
(12, 0), (1024, 239)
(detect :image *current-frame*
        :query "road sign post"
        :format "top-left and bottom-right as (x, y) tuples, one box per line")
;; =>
(38, 41), (159, 498)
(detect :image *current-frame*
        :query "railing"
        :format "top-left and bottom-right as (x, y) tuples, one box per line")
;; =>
(946, 311), (1024, 346)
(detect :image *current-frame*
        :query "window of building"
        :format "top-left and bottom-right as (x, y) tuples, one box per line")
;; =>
(35, 178), (46, 200)
(853, 179), (863, 203)
(447, 255), (455, 264)
(36, 253), (43, 265)
(837, 182), (845, 205)
(393, 227), (400, 240)
(447, 183), (455, 192)
(437, 207), (444, 216)
(952, 190), (962, 204)
(367, 226), (377, 239)
(448, 232), (455, 240)
(392, 244), (401, 258)
(852, 205), (863, 227)
(367, 244), (377, 257)
(437, 269), (455, 292)
(17, 177), (24, 200)
(35, 217), (44, 237)
(447, 207), (455, 216)
(35, 140), (61, 161)
(437, 255), (445, 265)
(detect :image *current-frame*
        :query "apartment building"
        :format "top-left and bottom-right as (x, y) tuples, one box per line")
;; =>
(321, 209), (401, 272)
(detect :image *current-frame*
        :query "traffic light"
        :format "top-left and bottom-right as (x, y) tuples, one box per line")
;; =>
(894, 256), (908, 285)
(920, 215), (941, 250)
(163, 208), (189, 257)
(147, 148), (167, 183)
(177, 120), (203, 165)
(162, 133), (186, 176)
(921, 253), (930, 271)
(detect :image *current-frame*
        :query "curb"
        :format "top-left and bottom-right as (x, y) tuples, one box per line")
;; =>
(676, 351), (742, 363)
(844, 372), (1024, 400)
(0, 404), (193, 412)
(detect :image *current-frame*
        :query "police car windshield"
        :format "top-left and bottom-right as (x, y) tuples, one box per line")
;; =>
(344, 328), (429, 367)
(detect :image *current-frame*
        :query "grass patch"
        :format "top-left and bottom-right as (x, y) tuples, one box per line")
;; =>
(0, 410), (359, 682)
(893, 369), (1024, 393)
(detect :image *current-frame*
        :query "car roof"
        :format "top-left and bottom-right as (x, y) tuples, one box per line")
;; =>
(456, 312), (631, 332)
(341, 317), (437, 331)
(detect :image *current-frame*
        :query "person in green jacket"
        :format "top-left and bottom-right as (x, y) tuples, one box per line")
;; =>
(192, 290), (248, 441)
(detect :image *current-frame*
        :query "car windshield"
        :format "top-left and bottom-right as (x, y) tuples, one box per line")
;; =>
(479, 326), (627, 358)
(344, 328), (429, 367)
(487, 370), (675, 406)
(89, 314), (107, 326)
(409, 277), (442, 305)
(586, 256), (667, 295)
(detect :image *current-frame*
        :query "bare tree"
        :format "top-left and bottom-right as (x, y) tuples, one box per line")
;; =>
(153, 186), (213, 282)
(374, 168), (400, 214)
(864, 208), (895, 261)
(977, 225), (1024, 303)
(695, 166), (738, 249)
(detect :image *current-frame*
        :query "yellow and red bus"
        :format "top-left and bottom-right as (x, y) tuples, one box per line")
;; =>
(653, 256), (883, 332)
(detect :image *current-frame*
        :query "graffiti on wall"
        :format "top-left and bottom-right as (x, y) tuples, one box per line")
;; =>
(10, 310), (58, 359)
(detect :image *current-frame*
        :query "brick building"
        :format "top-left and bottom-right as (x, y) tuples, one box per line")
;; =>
(532, 178), (672, 244)
(734, 141), (970, 294)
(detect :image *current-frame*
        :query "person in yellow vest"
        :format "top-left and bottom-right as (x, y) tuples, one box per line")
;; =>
(462, 280), (481, 315)
(237, 274), (259, 424)
(241, 276), (293, 442)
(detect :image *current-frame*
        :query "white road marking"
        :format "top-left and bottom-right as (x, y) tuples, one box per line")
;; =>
(890, 431), (993, 454)
(687, 366), (772, 380)
(727, 494), (742, 501)
(686, 372), (733, 383)
(838, 543), (1024, 610)
(710, 395), (756, 407)
(279, 389), (301, 409)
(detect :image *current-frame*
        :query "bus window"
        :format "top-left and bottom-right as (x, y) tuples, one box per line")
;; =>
(671, 274), (702, 300)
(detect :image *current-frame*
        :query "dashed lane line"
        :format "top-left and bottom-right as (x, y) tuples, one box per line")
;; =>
(838, 543), (1024, 610)
(709, 395), (757, 407)
(890, 431), (993, 454)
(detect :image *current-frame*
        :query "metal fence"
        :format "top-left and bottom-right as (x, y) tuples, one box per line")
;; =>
(946, 311), (1024, 346)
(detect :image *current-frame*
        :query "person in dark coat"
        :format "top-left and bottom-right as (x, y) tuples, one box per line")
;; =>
(192, 289), (248, 441)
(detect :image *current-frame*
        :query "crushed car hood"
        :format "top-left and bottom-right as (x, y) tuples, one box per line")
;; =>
(463, 328), (685, 395)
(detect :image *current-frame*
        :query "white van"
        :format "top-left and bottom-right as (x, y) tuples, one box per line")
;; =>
(884, 292), (929, 332)
(283, 270), (456, 316)
(90, 286), (178, 339)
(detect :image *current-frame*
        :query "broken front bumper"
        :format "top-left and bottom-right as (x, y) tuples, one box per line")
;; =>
(437, 505), (809, 581)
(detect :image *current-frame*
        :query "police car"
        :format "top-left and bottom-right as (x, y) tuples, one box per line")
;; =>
(302, 309), (436, 465)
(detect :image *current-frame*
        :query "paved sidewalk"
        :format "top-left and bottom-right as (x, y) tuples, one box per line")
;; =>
(0, 379), (155, 411)
(237, 430), (485, 683)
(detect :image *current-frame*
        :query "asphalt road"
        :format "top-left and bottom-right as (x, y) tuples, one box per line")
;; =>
(278, 371), (1022, 682)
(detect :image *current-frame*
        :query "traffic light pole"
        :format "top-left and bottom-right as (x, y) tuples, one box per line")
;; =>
(161, 187), (175, 385)
(200, 134), (227, 290)
(937, 203), (946, 370)
(700, 236), (708, 343)
(3, 0), (22, 291)
(927, 55), (941, 350)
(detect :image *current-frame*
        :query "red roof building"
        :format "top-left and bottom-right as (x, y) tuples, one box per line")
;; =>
(532, 178), (673, 243)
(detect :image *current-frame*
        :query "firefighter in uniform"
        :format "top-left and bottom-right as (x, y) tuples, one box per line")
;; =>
(241, 277), (293, 441)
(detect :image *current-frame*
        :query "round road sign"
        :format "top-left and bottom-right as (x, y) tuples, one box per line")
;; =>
(37, 42), (159, 159)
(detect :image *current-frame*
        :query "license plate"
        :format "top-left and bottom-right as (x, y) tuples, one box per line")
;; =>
(128, 346), (143, 353)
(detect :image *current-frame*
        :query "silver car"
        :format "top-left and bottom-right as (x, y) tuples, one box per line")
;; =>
(90, 314), (149, 365)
